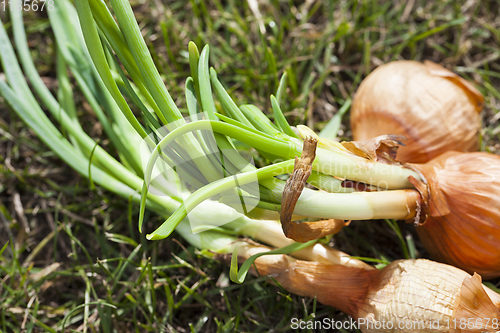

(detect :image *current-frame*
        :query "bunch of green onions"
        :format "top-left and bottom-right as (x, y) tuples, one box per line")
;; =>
(0, 0), (421, 281)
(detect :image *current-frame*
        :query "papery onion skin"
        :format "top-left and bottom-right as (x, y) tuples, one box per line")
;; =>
(409, 151), (500, 279)
(252, 257), (500, 332)
(350, 61), (483, 163)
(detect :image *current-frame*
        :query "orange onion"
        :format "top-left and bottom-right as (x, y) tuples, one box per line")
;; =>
(242, 250), (500, 332)
(408, 151), (500, 279)
(350, 60), (483, 163)
(275, 260), (500, 332)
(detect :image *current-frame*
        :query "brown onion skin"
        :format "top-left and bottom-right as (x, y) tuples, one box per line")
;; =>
(350, 61), (483, 163)
(253, 257), (500, 332)
(409, 151), (500, 279)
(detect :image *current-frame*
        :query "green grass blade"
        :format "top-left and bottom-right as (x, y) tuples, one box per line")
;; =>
(0, 241), (9, 258)
(61, 302), (116, 332)
(318, 98), (351, 140)
(384, 219), (410, 259)
(411, 17), (466, 44)
(276, 71), (288, 105)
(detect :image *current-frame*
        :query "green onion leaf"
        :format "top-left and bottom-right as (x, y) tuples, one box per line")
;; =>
(271, 95), (298, 138)
(230, 241), (317, 284)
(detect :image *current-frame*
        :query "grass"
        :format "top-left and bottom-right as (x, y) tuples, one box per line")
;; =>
(1, 0), (500, 331)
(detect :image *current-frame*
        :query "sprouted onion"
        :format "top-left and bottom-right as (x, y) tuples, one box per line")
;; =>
(409, 151), (500, 279)
(1, 1), (500, 330)
(228, 243), (500, 333)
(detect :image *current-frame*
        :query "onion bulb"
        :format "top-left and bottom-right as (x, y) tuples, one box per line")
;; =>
(408, 151), (500, 279)
(240, 248), (500, 333)
(350, 60), (483, 163)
